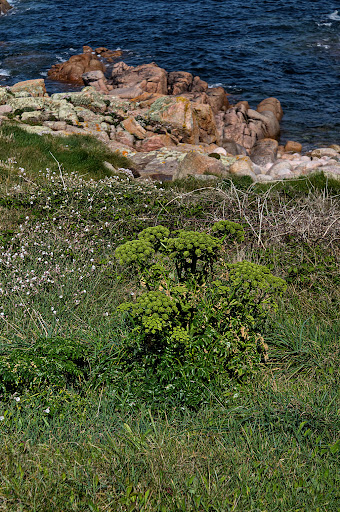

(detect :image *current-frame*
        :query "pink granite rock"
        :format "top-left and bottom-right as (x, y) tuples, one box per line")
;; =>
(174, 151), (225, 179)
(111, 62), (168, 95)
(48, 47), (106, 84)
(257, 97), (283, 121)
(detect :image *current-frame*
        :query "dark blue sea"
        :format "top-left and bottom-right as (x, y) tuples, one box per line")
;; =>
(0, 0), (339, 147)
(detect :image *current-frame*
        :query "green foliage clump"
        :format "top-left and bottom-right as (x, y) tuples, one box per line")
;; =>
(0, 337), (90, 395)
(111, 223), (286, 407)
(211, 220), (245, 243)
(227, 261), (287, 316)
(119, 290), (178, 334)
(138, 225), (170, 249)
(114, 239), (155, 267)
(167, 230), (221, 279)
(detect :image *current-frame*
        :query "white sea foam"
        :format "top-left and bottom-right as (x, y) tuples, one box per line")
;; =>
(0, 68), (10, 77)
(328, 10), (340, 21)
(208, 83), (223, 88)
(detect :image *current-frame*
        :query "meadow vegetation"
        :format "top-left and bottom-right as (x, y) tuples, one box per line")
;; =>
(0, 125), (339, 511)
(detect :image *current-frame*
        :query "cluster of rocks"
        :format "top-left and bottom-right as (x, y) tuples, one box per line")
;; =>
(0, 0), (12, 15)
(0, 51), (339, 182)
(48, 46), (123, 84)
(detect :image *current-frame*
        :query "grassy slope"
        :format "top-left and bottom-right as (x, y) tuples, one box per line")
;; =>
(0, 126), (339, 511)
(0, 123), (132, 181)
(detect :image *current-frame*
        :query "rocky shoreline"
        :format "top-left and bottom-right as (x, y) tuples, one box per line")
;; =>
(0, 45), (339, 182)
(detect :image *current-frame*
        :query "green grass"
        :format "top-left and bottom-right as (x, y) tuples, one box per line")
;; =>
(0, 365), (339, 511)
(168, 171), (340, 196)
(0, 134), (339, 511)
(0, 123), (133, 181)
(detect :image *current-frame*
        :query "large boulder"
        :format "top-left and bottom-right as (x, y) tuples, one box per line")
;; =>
(10, 79), (47, 98)
(257, 97), (283, 121)
(221, 102), (281, 151)
(51, 87), (108, 113)
(172, 91), (209, 107)
(206, 87), (230, 113)
(247, 109), (280, 139)
(168, 71), (193, 95)
(191, 76), (209, 93)
(310, 147), (339, 159)
(94, 47), (122, 63)
(7, 96), (55, 114)
(130, 91), (166, 108)
(167, 71), (208, 95)
(122, 116), (147, 139)
(0, 104), (12, 114)
(250, 138), (279, 166)
(110, 62), (215, 104)
(57, 102), (79, 125)
(111, 62), (168, 96)
(285, 140), (302, 153)
(137, 134), (176, 152)
(192, 103), (219, 144)
(109, 85), (145, 100)
(148, 96), (199, 144)
(267, 160), (293, 178)
(222, 104), (257, 150)
(229, 157), (256, 179)
(48, 47), (105, 84)
(321, 164), (340, 181)
(174, 150), (225, 180)
(0, 0), (12, 14)
(221, 138), (248, 156)
(168, 71), (229, 114)
(130, 148), (185, 181)
(43, 121), (68, 131)
(114, 127), (135, 147)
(82, 70), (111, 94)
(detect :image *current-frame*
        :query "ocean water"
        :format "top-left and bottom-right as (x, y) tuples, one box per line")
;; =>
(0, 0), (339, 147)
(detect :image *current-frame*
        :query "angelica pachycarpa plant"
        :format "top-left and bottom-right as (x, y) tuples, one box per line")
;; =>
(112, 222), (286, 407)
(167, 230), (221, 281)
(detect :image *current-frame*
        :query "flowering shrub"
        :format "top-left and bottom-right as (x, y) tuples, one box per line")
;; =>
(112, 223), (286, 407)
